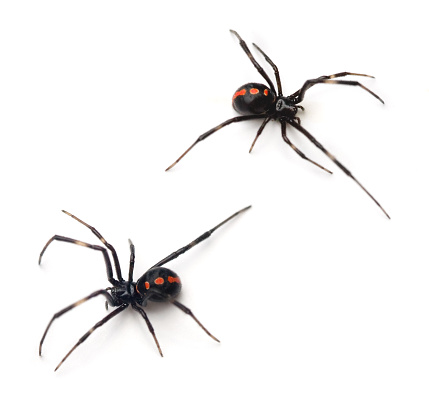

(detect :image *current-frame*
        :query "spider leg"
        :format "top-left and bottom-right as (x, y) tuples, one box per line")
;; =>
(39, 235), (119, 286)
(39, 289), (115, 357)
(230, 30), (276, 93)
(281, 121), (333, 174)
(252, 42), (283, 96)
(288, 119), (390, 218)
(62, 210), (124, 282)
(249, 116), (271, 153)
(131, 304), (163, 357)
(54, 303), (128, 371)
(151, 205), (251, 268)
(171, 300), (219, 342)
(291, 72), (384, 104)
(128, 239), (135, 283)
(165, 115), (262, 171)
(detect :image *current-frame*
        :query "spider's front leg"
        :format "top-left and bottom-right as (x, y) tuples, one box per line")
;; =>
(290, 72), (384, 104)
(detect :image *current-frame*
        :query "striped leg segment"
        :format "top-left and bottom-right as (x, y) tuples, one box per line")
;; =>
(291, 72), (384, 104)
(54, 303), (128, 371)
(281, 120), (332, 174)
(151, 206), (251, 268)
(172, 300), (220, 343)
(39, 235), (119, 285)
(288, 119), (390, 219)
(39, 289), (115, 357)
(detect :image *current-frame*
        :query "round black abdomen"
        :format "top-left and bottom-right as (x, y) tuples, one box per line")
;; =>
(136, 267), (182, 302)
(232, 83), (275, 115)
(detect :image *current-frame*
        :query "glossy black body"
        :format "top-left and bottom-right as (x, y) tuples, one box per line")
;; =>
(38, 206), (250, 371)
(166, 30), (389, 219)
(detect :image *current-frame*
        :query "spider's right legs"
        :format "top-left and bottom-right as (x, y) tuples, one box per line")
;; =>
(39, 289), (115, 357)
(165, 115), (261, 171)
(281, 120), (332, 174)
(151, 205), (251, 268)
(39, 235), (119, 285)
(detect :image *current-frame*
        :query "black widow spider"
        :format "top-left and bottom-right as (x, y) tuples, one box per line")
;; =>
(38, 206), (250, 371)
(166, 30), (389, 219)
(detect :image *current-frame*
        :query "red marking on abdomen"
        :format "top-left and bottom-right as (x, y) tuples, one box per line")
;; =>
(249, 88), (259, 95)
(233, 89), (246, 100)
(168, 276), (180, 284)
(154, 277), (164, 285)
(145, 281), (150, 290)
(264, 89), (269, 96)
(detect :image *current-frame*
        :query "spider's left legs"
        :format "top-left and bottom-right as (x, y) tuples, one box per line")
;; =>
(291, 72), (384, 104)
(39, 289), (115, 357)
(151, 205), (251, 267)
(171, 300), (219, 342)
(281, 121), (332, 174)
(230, 30), (276, 93)
(288, 119), (390, 219)
(54, 303), (128, 371)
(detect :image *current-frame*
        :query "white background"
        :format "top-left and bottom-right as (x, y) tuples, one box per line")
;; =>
(1, 1), (428, 401)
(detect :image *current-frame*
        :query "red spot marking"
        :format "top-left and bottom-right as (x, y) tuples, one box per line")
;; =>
(249, 88), (259, 95)
(154, 277), (164, 285)
(233, 89), (246, 100)
(168, 276), (181, 284)
(264, 89), (269, 96)
(145, 281), (150, 290)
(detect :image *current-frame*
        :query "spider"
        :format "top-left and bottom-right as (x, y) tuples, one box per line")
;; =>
(166, 30), (389, 219)
(38, 206), (250, 371)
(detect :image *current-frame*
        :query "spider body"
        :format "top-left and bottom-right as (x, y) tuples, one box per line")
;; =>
(167, 30), (389, 218)
(38, 206), (250, 371)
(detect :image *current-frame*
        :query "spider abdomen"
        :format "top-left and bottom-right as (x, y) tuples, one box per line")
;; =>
(136, 267), (182, 302)
(232, 83), (275, 115)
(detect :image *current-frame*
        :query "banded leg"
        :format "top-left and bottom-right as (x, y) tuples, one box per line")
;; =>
(151, 205), (251, 267)
(54, 303), (128, 371)
(290, 72), (384, 104)
(249, 116), (271, 153)
(39, 235), (119, 286)
(230, 30), (276, 93)
(171, 300), (219, 342)
(128, 239), (135, 282)
(165, 115), (262, 171)
(281, 120), (332, 174)
(62, 210), (124, 282)
(39, 289), (115, 357)
(131, 304), (163, 357)
(288, 119), (390, 218)
(252, 42), (283, 96)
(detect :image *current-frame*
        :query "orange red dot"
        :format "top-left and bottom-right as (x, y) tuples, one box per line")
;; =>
(154, 277), (164, 285)
(168, 276), (180, 284)
(233, 89), (246, 100)
(249, 88), (259, 95)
